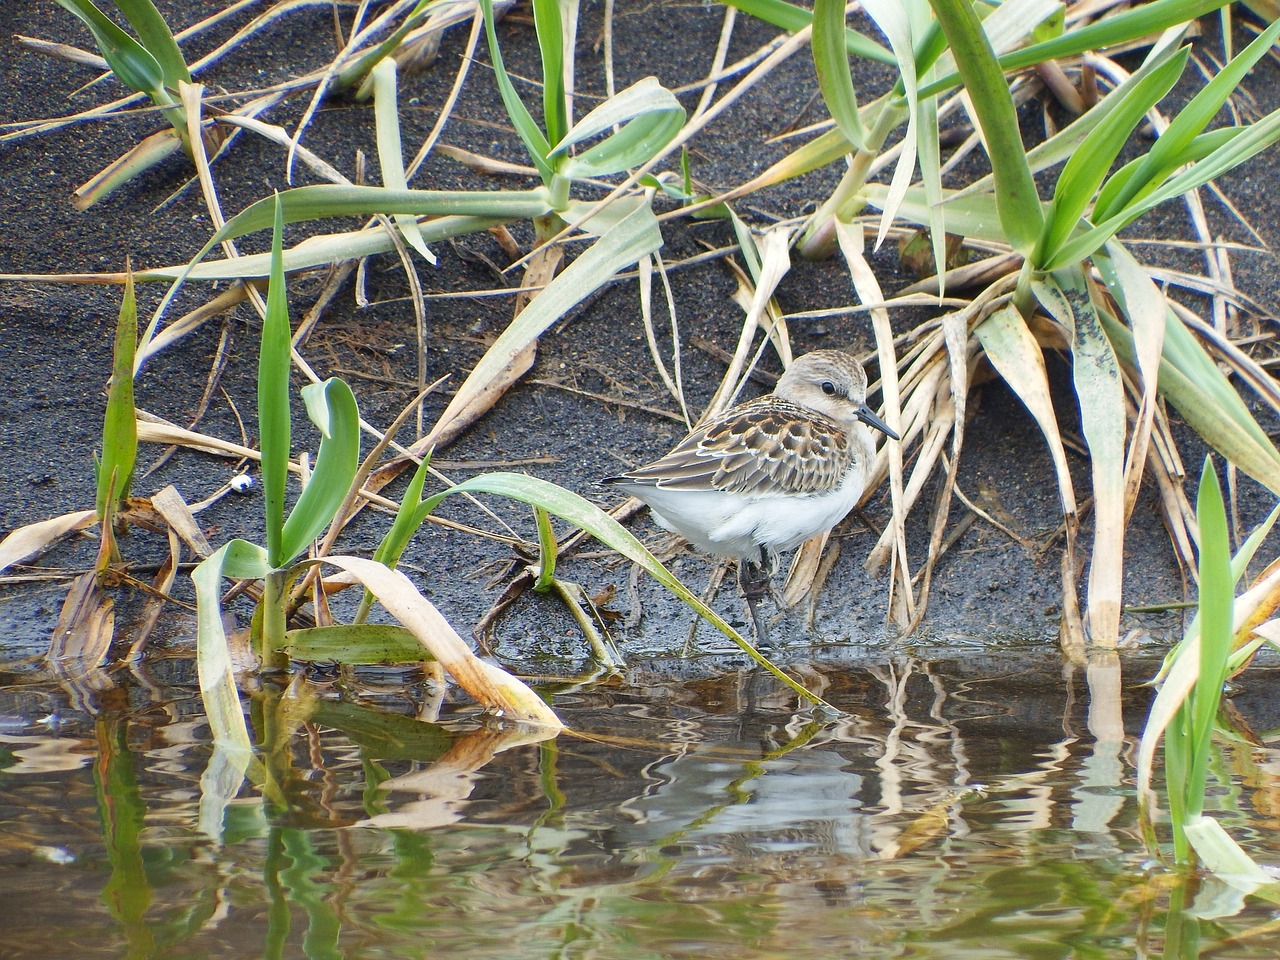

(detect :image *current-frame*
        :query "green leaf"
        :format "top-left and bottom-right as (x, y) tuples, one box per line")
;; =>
(1187, 458), (1232, 820)
(1034, 49), (1188, 267)
(279, 378), (361, 566)
(926, 0), (1043, 254)
(97, 268), (138, 517)
(283, 625), (434, 665)
(480, 0), (553, 179)
(722, 0), (895, 63)
(192, 539), (267, 754)
(259, 196), (292, 567)
(812, 0), (869, 151)
(532, 506), (557, 591)
(372, 454), (434, 571)
(1094, 19), (1280, 223)
(55, 0), (166, 97)
(1096, 305), (1280, 496)
(919, 0), (1231, 98)
(114, 0), (190, 88)
(531, 0), (569, 146)
(1046, 107), (1280, 271)
(552, 77), (686, 178)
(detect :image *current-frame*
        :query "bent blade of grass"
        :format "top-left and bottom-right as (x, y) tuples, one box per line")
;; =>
(1184, 817), (1278, 891)
(1094, 242), (1165, 518)
(55, 0), (166, 99)
(141, 186), (550, 367)
(321, 556), (563, 729)
(919, 0), (1231, 99)
(1097, 308), (1280, 496)
(140, 215), (510, 282)
(1035, 271), (1126, 647)
(552, 77), (686, 179)
(278, 378), (361, 565)
(861, 0), (924, 250)
(427, 200), (661, 445)
(416, 473), (833, 708)
(865, 183), (1007, 243)
(811, 0), (868, 151)
(370, 59), (436, 263)
(0, 510), (98, 574)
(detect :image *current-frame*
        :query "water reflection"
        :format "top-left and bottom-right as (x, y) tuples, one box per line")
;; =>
(1, 650), (1279, 959)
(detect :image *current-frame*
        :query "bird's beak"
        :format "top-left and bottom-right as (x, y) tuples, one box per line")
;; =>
(857, 404), (899, 441)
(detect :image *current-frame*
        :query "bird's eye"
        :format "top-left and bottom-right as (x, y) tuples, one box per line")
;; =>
(821, 380), (837, 396)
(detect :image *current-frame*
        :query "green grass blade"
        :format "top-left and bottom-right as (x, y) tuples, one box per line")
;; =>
(533, 506), (558, 591)
(114, 0), (190, 87)
(531, 0), (568, 146)
(480, 0), (553, 180)
(1094, 19), (1280, 223)
(210, 185), (552, 244)
(926, 0), (1043, 254)
(1186, 459), (1233, 820)
(193, 539), (268, 753)
(812, 0), (869, 151)
(412, 473), (833, 708)
(722, 0), (894, 64)
(284, 625), (432, 665)
(373, 454), (434, 570)
(55, 0), (166, 97)
(1047, 107), (1280, 270)
(259, 196), (292, 567)
(96, 268), (138, 517)
(919, 0), (1230, 98)
(552, 77), (686, 178)
(279, 378), (361, 566)
(369, 59), (436, 263)
(1035, 49), (1188, 267)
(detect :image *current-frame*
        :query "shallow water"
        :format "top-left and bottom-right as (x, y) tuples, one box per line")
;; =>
(2, 648), (1279, 960)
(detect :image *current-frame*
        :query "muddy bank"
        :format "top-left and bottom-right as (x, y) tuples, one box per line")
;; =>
(1, 2), (1278, 669)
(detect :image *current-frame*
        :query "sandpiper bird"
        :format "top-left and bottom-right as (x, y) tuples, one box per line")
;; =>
(602, 349), (898, 643)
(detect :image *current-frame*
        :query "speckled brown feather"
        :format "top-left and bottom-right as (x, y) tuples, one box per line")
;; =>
(617, 396), (853, 496)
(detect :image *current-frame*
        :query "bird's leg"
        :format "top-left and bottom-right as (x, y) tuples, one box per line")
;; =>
(738, 545), (773, 647)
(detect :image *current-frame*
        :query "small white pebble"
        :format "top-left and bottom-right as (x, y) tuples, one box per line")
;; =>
(229, 474), (254, 494)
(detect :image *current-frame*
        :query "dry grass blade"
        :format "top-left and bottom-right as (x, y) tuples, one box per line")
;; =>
(0, 510), (97, 574)
(150, 484), (213, 559)
(835, 221), (912, 625)
(322, 556), (563, 729)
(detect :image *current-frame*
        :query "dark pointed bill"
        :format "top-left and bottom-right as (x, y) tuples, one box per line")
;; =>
(857, 404), (899, 441)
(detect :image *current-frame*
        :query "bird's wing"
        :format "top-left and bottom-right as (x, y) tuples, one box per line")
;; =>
(615, 398), (852, 496)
